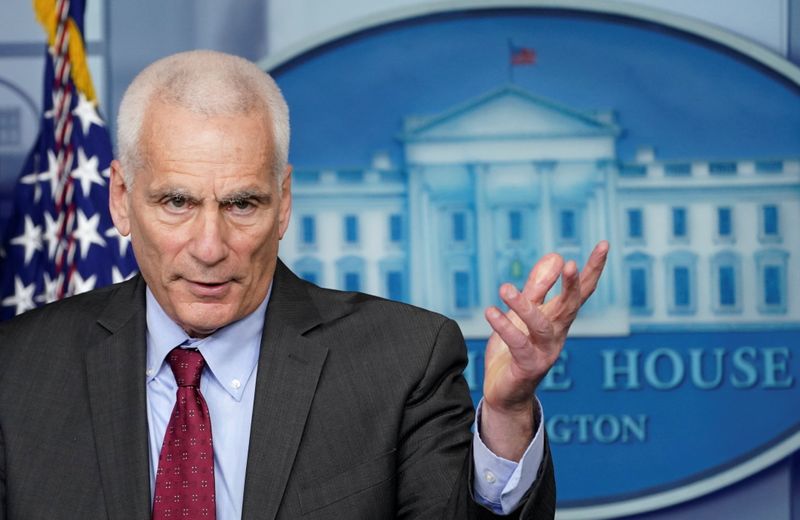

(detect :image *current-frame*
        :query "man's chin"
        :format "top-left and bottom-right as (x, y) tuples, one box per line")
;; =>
(176, 304), (239, 338)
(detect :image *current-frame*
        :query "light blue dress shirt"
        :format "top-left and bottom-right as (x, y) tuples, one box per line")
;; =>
(144, 287), (543, 519)
(145, 288), (265, 519)
(473, 400), (545, 513)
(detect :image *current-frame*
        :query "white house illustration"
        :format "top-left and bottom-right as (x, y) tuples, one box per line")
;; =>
(278, 85), (800, 337)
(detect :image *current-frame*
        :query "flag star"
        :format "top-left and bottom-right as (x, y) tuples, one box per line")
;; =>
(111, 266), (136, 284)
(20, 170), (43, 203)
(2, 276), (36, 315)
(69, 271), (97, 295)
(72, 209), (106, 259)
(20, 171), (38, 184)
(71, 148), (105, 196)
(105, 226), (132, 257)
(72, 93), (105, 135)
(36, 272), (62, 304)
(10, 216), (43, 265)
(38, 150), (60, 200)
(21, 150), (59, 202)
(102, 166), (111, 179)
(43, 212), (61, 260)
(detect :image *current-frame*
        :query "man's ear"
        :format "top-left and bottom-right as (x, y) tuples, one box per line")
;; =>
(278, 165), (292, 240)
(108, 160), (131, 236)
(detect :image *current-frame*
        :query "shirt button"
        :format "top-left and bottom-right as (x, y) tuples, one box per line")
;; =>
(484, 470), (497, 484)
(231, 379), (241, 389)
(146, 368), (155, 377)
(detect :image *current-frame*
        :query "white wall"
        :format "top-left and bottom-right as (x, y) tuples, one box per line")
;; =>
(265, 0), (791, 60)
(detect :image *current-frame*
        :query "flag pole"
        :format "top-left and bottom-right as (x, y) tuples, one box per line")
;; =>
(507, 39), (514, 84)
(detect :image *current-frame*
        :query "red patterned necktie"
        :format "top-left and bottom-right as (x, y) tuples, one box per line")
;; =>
(152, 348), (216, 519)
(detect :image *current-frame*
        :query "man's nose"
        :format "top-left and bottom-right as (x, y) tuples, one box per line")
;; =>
(188, 208), (229, 266)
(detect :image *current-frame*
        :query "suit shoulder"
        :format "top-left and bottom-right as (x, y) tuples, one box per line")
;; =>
(301, 280), (467, 378)
(305, 280), (453, 331)
(0, 278), (143, 385)
(0, 278), (138, 340)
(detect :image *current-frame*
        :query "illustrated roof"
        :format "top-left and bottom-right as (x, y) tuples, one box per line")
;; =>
(400, 84), (620, 141)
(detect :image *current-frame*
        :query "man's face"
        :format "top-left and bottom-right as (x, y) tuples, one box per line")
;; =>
(109, 100), (292, 337)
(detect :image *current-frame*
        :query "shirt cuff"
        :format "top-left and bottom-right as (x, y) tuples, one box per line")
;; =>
(472, 398), (545, 515)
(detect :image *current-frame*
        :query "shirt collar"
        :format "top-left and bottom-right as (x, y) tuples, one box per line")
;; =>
(145, 287), (270, 401)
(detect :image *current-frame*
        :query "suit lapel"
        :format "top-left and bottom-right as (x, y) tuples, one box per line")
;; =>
(241, 261), (334, 520)
(86, 276), (152, 520)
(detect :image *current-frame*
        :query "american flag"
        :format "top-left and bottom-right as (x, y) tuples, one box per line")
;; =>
(0, 0), (137, 321)
(510, 43), (537, 66)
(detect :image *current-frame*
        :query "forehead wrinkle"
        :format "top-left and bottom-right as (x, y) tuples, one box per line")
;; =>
(159, 141), (267, 162)
(149, 159), (269, 184)
(137, 104), (276, 199)
(146, 133), (267, 168)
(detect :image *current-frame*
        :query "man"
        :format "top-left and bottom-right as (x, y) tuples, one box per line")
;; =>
(0, 51), (607, 519)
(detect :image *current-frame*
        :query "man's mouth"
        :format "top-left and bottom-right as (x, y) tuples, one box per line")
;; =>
(185, 279), (232, 297)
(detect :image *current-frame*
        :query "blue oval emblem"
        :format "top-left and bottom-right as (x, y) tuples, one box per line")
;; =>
(267, 3), (800, 516)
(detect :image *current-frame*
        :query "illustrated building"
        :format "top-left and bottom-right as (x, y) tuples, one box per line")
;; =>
(280, 85), (800, 337)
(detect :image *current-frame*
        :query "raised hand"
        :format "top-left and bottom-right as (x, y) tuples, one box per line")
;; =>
(480, 241), (609, 460)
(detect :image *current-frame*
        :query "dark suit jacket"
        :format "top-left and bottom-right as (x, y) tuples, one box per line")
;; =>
(0, 261), (554, 519)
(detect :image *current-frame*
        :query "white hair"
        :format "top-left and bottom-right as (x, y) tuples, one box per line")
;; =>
(116, 50), (290, 186)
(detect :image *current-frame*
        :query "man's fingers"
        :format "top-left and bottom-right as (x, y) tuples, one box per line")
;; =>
(486, 306), (530, 355)
(498, 284), (553, 349)
(521, 253), (563, 305)
(487, 243), (609, 359)
(558, 260), (582, 319)
(578, 241), (610, 304)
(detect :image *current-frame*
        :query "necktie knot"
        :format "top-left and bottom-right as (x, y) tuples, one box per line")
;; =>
(167, 347), (205, 387)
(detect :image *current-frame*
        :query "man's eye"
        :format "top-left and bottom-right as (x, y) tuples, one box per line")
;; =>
(226, 199), (254, 213)
(167, 197), (186, 209)
(166, 196), (188, 210)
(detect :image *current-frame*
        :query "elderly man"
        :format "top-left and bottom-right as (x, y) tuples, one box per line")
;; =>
(0, 51), (607, 519)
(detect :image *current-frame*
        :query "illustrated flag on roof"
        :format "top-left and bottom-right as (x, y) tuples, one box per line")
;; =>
(509, 43), (537, 66)
(0, 0), (138, 320)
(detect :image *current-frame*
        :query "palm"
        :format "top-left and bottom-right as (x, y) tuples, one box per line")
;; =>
(482, 242), (608, 412)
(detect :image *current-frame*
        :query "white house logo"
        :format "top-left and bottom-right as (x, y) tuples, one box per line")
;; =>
(266, 3), (800, 518)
